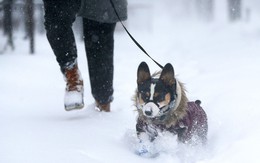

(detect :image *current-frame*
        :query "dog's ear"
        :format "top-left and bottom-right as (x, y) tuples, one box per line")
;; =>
(159, 63), (175, 87)
(137, 62), (151, 84)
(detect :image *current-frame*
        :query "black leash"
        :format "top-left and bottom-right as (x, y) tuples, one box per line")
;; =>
(109, 0), (164, 69)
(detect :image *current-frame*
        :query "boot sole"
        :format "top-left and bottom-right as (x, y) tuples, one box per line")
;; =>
(65, 103), (84, 111)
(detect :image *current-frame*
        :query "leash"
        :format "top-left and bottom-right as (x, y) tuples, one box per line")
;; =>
(109, 0), (164, 69)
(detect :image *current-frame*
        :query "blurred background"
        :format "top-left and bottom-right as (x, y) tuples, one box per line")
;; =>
(0, 0), (260, 55)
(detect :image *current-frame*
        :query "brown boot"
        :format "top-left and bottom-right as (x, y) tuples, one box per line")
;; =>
(64, 64), (84, 111)
(95, 101), (111, 112)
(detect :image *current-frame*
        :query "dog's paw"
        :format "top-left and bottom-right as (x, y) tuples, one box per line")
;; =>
(135, 141), (159, 158)
(136, 148), (160, 158)
(135, 144), (149, 155)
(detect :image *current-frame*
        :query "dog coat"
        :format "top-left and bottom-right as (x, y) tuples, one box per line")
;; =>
(168, 101), (208, 144)
(136, 101), (208, 144)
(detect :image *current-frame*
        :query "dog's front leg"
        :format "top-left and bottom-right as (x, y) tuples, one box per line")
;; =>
(135, 119), (159, 157)
(136, 118), (158, 141)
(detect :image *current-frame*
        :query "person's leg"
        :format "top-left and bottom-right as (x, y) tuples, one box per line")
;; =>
(83, 18), (116, 111)
(43, 0), (80, 72)
(43, 0), (84, 111)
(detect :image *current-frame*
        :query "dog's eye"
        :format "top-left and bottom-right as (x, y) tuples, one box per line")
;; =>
(141, 92), (150, 101)
(154, 93), (165, 103)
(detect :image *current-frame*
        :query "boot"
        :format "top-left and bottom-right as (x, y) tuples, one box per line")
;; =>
(95, 101), (111, 112)
(64, 64), (84, 111)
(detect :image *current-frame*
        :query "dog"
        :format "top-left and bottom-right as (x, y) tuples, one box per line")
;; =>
(134, 62), (208, 145)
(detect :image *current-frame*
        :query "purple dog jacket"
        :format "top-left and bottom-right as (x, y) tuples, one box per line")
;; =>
(136, 101), (208, 144)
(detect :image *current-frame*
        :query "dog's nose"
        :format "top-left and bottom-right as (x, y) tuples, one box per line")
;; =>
(145, 110), (152, 116)
(143, 102), (159, 117)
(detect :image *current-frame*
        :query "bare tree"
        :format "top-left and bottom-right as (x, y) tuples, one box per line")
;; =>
(25, 0), (35, 54)
(2, 0), (14, 52)
(228, 0), (241, 21)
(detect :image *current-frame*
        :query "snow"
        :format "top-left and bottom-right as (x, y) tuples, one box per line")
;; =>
(1, 1), (260, 163)
(64, 90), (84, 111)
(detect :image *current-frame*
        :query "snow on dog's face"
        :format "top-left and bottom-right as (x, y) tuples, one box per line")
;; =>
(137, 62), (176, 118)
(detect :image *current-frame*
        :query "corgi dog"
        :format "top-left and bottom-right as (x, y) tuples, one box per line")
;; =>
(134, 62), (208, 145)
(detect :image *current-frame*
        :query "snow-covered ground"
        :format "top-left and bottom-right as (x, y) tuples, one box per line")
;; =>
(1, 1), (260, 163)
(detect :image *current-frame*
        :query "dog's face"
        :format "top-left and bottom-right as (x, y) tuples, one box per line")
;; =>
(137, 62), (176, 118)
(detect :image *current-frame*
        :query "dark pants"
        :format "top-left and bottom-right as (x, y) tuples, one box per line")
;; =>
(43, 0), (116, 104)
